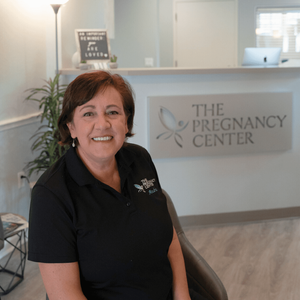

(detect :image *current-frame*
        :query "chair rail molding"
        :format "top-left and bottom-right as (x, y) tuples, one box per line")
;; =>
(0, 112), (42, 132)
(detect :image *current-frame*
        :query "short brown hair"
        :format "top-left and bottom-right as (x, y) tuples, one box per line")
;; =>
(58, 71), (135, 146)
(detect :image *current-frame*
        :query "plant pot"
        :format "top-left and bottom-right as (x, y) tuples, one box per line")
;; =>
(110, 62), (118, 69)
(79, 63), (89, 70)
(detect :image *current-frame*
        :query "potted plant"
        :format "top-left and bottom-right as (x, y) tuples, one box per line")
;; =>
(109, 55), (118, 69)
(25, 74), (69, 177)
(79, 60), (90, 70)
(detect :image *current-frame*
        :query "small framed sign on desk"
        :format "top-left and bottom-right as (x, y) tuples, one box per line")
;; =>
(75, 29), (111, 67)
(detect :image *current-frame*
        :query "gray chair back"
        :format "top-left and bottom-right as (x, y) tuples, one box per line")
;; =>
(0, 216), (4, 250)
(163, 189), (228, 300)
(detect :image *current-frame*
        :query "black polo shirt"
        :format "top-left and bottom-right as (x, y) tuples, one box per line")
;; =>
(28, 143), (173, 300)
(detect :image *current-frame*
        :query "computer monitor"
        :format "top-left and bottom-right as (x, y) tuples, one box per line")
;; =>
(242, 47), (282, 67)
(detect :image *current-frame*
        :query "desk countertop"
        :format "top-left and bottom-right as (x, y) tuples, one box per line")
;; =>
(60, 66), (300, 77)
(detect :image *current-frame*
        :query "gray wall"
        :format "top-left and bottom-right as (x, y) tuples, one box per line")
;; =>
(0, 122), (40, 218)
(61, 0), (106, 68)
(0, 1), (56, 258)
(111, 0), (173, 68)
(0, 2), (54, 222)
(159, 0), (174, 67)
(61, 0), (174, 68)
(110, 0), (157, 68)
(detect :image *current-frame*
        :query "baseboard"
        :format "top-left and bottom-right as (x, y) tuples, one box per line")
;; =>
(179, 206), (300, 228)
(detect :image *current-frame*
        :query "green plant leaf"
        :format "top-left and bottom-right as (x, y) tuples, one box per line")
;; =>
(24, 74), (69, 178)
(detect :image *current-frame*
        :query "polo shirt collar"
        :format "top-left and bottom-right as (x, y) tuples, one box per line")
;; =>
(116, 143), (136, 189)
(66, 146), (96, 186)
(66, 143), (136, 187)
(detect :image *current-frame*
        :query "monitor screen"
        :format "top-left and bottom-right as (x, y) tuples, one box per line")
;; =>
(242, 47), (282, 67)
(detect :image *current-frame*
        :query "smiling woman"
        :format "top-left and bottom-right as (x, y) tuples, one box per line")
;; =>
(28, 71), (207, 300)
(67, 87), (129, 187)
(59, 71), (135, 191)
(58, 71), (135, 147)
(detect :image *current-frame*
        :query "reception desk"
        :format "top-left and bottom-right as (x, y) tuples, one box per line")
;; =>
(60, 66), (300, 224)
(61, 65), (300, 76)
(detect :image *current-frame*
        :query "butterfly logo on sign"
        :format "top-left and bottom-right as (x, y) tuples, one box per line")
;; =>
(156, 106), (189, 148)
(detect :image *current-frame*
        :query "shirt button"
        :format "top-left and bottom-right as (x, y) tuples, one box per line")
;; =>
(126, 202), (131, 207)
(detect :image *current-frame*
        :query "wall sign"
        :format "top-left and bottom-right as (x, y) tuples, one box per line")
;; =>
(148, 93), (293, 159)
(75, 29), (111, 63)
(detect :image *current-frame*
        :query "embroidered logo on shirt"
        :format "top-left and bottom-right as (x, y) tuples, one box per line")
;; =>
(134, 178), (157, 194)
(134, 184), (146, 193)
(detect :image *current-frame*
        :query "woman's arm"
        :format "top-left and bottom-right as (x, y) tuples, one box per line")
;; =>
(39, 262), (87, 300)
(168, 227), (191, 300)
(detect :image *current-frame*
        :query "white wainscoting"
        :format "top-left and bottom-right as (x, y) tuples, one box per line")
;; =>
(0, 112), (42, 132)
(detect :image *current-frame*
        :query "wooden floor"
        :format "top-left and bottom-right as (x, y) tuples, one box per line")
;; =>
(0, 253), (45, 300)
(1, 217), (299, 300)
(185, 217), (300, 300)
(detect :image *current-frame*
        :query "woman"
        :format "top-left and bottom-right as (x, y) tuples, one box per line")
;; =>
(28, 71), (205, 300)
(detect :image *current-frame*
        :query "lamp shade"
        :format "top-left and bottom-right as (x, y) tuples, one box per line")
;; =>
(48, 0), (69, 4)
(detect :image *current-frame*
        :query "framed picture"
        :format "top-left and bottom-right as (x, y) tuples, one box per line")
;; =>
(75, 29), (111, 64)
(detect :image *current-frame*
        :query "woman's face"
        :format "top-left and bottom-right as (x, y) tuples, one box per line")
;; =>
(67, 86), (128, 167)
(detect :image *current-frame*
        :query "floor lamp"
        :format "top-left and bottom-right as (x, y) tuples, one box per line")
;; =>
(49, 0), (69, 75)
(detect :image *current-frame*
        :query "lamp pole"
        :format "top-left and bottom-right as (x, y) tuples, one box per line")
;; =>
(50, 4), (62, 76)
